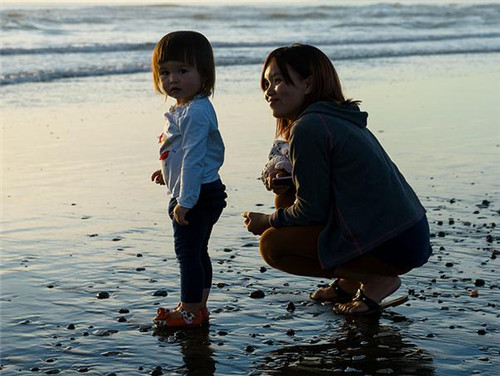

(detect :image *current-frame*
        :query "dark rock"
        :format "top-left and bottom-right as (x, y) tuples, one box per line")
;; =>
(477, 200), (490, 208)
(118, 308), (130, 314)
(153, 290), (168, 297)
(96, 291), (110, 299)
(286, 302), (296, 311)
(474, 279), (485, 287)
(67, 324), (75, 330)
(151, 366), (163, 376)
(249, 289), (265, 299)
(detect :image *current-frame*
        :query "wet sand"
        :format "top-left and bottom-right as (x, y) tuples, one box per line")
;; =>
(1, 56), (499, 375)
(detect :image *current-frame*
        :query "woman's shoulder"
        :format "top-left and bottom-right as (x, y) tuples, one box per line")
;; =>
(298, 101), (368, 129)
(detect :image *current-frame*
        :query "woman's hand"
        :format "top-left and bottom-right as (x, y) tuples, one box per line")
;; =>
(151, 169), (165, 185)
(173, 204), (190, 225)
(242, 212), (271, 236)
(267, 170), (291, 195)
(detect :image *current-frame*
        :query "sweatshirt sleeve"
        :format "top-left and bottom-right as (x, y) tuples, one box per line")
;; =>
(178, 104), (210, 209)
(270, 116), (332, 227)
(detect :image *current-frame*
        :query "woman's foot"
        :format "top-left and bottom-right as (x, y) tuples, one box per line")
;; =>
(333, 276), (402, 315)
(310, 279), (360, 303)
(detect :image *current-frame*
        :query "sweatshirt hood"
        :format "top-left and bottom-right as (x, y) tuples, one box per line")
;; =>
(298, 101), (368, 129)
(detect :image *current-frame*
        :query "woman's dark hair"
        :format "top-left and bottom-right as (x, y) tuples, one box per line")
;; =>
(261, 43), (360, 140)
(152, 30), (215, 97)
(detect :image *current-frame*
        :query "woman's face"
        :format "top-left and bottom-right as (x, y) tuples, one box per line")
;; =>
(262, 59), (311, 121)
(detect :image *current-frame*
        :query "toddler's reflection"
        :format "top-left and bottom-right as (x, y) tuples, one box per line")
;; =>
(154, 325), (215, 376)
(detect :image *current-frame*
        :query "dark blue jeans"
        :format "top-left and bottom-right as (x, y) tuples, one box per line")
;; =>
(370, 214), (433, 270)
(168, 179), (226, 303)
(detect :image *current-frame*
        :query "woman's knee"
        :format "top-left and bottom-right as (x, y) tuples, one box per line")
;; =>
(259, 229), (284, 268)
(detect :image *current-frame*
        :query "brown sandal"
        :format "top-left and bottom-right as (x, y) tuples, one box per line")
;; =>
(310, 279), (355, 304)
(334, 289), (409, 316)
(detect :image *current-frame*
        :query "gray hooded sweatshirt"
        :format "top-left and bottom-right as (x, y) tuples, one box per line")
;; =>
(269, 101), (425, 269)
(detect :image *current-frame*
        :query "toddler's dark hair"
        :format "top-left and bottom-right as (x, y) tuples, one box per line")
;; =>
(152, 31), (215, 96)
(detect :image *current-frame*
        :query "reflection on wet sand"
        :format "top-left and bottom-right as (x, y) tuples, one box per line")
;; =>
(154, 325), (216, 376)
(257, 314), (434, 375)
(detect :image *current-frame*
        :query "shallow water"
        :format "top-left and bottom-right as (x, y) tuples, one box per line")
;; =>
(2, 48), (500, 376)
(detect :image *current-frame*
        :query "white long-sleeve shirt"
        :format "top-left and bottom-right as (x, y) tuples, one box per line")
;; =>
(158, 95), (224, 208)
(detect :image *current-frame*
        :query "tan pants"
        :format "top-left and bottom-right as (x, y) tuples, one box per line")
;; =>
(259, 191), (409, 281)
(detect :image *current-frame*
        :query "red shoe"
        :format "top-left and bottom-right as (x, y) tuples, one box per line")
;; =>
(200, 307), (210, 324)
(153, 307), (171, 324)
(153, 307), (203, 328)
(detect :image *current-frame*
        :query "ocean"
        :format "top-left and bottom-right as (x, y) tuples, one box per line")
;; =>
(1, 1), (499, 375)
(2, 1), (500, 88)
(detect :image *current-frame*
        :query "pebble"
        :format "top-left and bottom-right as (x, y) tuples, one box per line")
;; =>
(151, 366), (163, 376)
(474, 279), (485, 287)
(96, 291), (110, 299)
(153, 290), (168, 297)
(249, 289), (265, 299)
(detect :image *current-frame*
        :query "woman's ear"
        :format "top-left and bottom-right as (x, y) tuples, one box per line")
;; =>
(304, 76), (313, 95)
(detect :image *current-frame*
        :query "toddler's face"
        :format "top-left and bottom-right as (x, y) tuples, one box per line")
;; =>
(158, 61), (202, 105)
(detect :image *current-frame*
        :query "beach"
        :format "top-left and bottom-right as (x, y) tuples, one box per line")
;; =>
(2, 2), (500, 375)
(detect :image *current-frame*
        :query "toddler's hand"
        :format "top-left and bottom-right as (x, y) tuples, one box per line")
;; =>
(174, 204), (190, 226)
(151, 170), (165, 185)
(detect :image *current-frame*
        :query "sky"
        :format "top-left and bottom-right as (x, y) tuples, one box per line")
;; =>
(2, 0), (310, 3)
(2, 0), (486, 4)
